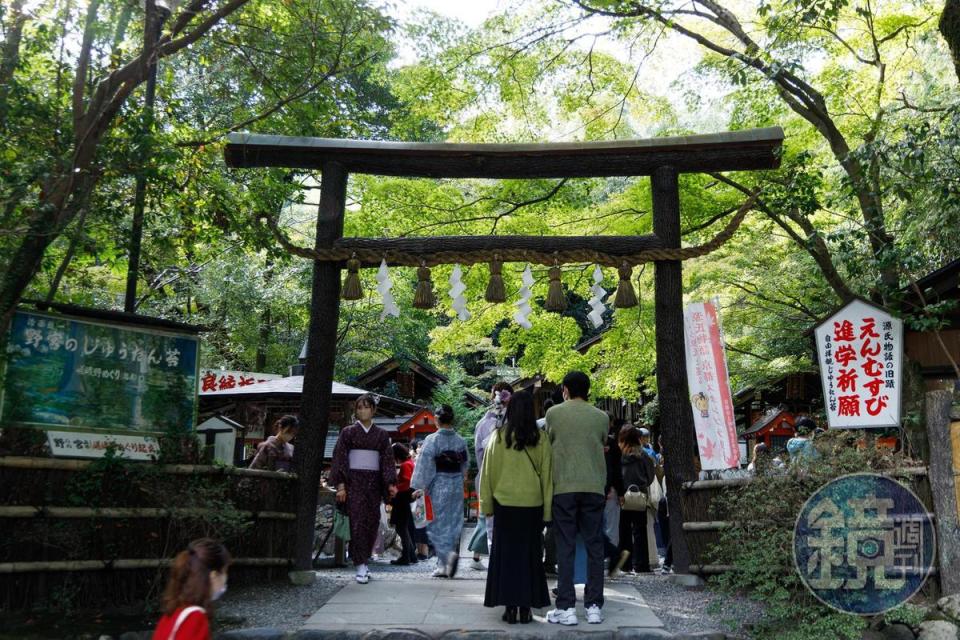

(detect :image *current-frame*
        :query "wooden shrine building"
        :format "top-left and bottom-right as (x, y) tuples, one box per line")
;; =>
(353, 356), (485, 408)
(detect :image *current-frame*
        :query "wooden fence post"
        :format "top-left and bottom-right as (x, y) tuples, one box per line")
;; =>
(293, 162), (347, 571)
(927, 389), (960, 594)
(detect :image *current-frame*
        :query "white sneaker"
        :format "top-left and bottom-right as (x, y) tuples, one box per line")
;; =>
(586, 605), (603, 624)
(546, 607), (578, 625)
(432, 567), (448, 577)
(355, 573), (369, 584)
(471, 558), (484, 570)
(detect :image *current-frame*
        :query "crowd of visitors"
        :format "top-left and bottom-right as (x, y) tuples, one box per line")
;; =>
(156, 371), (825, 636)
(318, 370), (672, 625)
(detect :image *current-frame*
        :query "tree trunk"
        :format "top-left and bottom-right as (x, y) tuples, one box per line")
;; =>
(256, 307), (271, 371)
(45, 208), (90, 303)
(0, 0), (27, 122)
(925, 390), (960, 594)
(942, 0), (960, 82)
(0, 168), (97, 336)
(256, 259), (274, 371)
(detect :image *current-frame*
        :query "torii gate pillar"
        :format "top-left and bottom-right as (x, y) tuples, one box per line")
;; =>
(294, 161), (347, 570)
(652, 166), (697, 573)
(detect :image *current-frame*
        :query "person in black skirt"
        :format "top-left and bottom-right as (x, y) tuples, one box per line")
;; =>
(479, 390), (554, 624)
(389, 443), (417, 565)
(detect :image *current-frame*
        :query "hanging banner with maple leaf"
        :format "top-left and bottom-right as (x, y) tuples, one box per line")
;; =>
(683, 300), (740, 470)
(813, 299), (902, 429)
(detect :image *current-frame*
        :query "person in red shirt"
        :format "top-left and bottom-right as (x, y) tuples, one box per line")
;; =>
(390, 443), (418, 565)
(152, 538), (231, 640)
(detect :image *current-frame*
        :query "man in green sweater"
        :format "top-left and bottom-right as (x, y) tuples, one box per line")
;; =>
(544, 371), (609, 626)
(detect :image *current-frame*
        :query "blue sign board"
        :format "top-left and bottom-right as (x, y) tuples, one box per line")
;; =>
(2, 310), (199, 435)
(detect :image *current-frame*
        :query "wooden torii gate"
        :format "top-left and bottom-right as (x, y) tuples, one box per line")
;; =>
(224, 127), (784, 573)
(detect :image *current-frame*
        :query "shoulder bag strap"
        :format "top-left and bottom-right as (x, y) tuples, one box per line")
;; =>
(522, 447), (541, 479)
(169, 605), (205, 640)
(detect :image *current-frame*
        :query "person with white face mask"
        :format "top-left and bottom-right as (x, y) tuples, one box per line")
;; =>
(152, 538), (231, 640)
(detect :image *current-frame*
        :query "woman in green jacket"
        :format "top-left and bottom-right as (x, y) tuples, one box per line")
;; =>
(480, 390), (553, 624)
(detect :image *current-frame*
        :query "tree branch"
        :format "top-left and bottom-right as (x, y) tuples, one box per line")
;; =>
(73, 0), (103, 133)
(710, 172), (854, 301)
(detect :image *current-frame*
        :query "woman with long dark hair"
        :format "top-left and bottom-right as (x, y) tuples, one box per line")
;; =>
(152, 538), (231, 640)
(618, 425), (655, 573)
(480, 390), (553, 624)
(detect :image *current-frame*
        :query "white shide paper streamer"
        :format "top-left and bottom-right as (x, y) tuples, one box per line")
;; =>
(513, 265), (535, 329)
(448, 265), (471, 321)
(587, 265), (608, 328)
(376, 259), (400, 320)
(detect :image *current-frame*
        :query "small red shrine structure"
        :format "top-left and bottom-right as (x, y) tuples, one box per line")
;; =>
(741, 409), (796, 453)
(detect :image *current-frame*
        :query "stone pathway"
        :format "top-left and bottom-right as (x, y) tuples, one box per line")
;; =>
(302, 578), (664, 635)
(215, 526), (755, 639)
(298, 528), (670, 638)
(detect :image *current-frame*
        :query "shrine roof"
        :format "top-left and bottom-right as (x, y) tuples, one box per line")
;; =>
(198, 375), (369, 398)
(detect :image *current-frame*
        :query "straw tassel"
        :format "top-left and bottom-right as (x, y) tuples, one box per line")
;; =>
(413, 265), (437, 309)
(545, 266), (567, 312)
(614, 263), (638, 308)
(341, 258), (363, 300)
(485, 259), (505, 303)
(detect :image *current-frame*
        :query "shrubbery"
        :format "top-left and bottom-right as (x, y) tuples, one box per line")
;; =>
(707, 431), (929, 639)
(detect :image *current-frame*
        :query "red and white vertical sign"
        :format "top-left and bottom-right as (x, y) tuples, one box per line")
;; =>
(683, 300), (740, 470)
(814, 299), (902, 429)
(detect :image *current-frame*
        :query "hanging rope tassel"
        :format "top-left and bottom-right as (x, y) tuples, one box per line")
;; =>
(485, 258), (505, 303)
(545, 265), (567, 312)
(341, 257), (363, 300)
(413, 264), (437, 309)
(614, 263), (638, 308)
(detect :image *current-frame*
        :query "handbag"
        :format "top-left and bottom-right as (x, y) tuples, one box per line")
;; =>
(412, 493), (434, 529)
(333, 504), (351, 542)
(648, 477), (664, 507)
(622, 484), (649, 512)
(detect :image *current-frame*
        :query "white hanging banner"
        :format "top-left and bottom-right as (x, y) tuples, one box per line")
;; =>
(683, 300), (740, 470)
(814, 299), (902, 429)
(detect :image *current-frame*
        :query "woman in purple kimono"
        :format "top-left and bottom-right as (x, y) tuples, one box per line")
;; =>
(329, 394), (397, 584)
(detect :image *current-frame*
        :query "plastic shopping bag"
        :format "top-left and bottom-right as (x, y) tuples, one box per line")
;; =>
(412, 493), (434, 529)
(333, 504), (351, 541)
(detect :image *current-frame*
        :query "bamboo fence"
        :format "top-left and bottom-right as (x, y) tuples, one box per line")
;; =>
(0, 456), (298, 610)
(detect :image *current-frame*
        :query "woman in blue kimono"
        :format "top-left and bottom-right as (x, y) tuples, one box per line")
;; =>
(411, 404), (469, 578)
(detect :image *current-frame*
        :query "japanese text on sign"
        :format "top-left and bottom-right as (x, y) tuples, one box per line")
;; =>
(2, 310), (199, 435)
(683, 300), (740, 470)
(46, 430), (160, 461)
(815, 300), (902, 429)
(197, 369), (282, 393)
